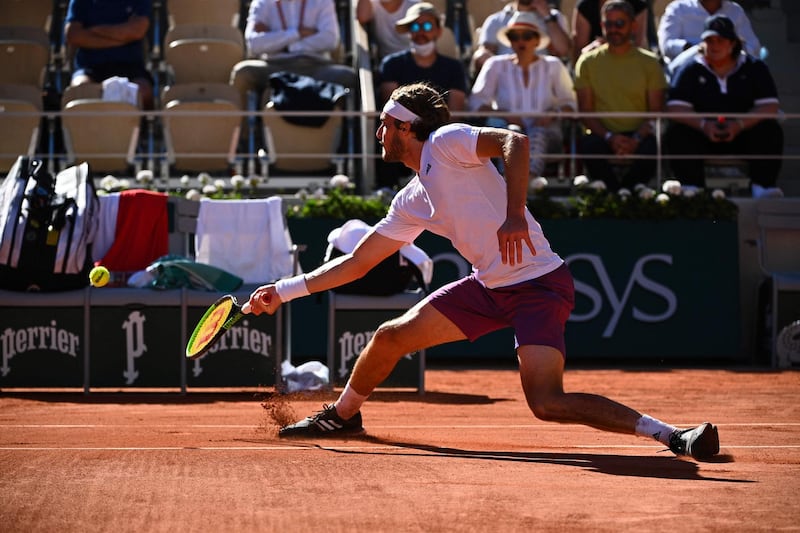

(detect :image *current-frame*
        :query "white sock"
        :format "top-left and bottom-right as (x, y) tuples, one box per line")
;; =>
(334, 383), (368, 420)
(635, 414), (678, 446)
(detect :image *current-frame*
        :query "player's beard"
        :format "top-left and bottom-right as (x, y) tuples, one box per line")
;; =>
(381, 134), (406, 163)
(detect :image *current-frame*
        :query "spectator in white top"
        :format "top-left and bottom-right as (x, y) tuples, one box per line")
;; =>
(357, 0), (420, 60)
(470, 11), (577, 177)
(471, 0), (572, 76)
(658, 0), (762, 69)
(230, 0), (356, 108)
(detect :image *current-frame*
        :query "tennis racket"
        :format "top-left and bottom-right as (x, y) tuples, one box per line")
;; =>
(185, 294), (261, 359)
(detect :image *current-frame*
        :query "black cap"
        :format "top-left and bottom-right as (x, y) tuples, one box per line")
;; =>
(701, 14), (738, 41)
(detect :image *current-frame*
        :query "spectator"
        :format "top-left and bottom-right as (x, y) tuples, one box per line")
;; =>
(64, 0), (154, 109)
(472, 0), (572, 76)
(375, 2), (467, 188)
(378, 2), (468, 111)
(658, 0), (762, 75)
(574, 0), (666, 190)
(665, 14), (783, 197)
(572, 0), (648, 64)
(469, 11), (577, 177)
(230, 0), (356, 110)
(356, 0), (420, 60)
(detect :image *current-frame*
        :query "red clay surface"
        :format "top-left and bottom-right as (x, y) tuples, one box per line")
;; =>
(2, 368), (799, 532)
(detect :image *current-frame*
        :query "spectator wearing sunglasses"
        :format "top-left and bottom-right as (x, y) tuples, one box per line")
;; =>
(573, 0), (666, 190)
(356, 0), (421, 60)
(472, 0), (572, 77)
(572, 0), (648, 64)
(376, 2), (468, 187)
(469, 11), (577, 178)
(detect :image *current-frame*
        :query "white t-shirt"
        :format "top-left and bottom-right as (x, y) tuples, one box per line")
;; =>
(374, 123), (563, 289)
(370, 0), (418, 58)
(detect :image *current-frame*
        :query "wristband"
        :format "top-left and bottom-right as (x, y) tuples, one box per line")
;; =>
(275, 275), (310, 302)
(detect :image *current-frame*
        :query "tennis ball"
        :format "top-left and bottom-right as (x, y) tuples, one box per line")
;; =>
(89, 265), (110, 287)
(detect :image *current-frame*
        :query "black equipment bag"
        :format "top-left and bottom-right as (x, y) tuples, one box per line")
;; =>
(328, 247), (427, 296)
(0, 156), (99, 291)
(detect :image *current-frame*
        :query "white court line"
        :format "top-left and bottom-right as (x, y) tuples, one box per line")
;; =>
(0, 445), (799, 452)
(3, 423), (800, 429)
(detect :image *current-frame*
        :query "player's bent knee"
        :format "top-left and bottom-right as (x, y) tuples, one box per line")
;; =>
(529, 397), (569, 423)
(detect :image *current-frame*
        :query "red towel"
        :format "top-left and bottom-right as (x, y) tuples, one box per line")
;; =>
(98, 189), (168, 272)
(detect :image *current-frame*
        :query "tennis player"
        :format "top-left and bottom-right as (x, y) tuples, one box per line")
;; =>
(248, 82), (720, 459)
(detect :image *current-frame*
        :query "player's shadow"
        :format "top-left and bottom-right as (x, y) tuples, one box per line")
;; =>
(318, 436), (745, 482)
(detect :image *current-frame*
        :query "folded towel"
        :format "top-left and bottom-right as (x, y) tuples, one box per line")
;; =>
(195, 197), (296, 283)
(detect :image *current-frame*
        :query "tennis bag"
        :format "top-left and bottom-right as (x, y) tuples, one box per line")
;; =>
(0, 156), (99, 291)
(324, 219), (432, 296)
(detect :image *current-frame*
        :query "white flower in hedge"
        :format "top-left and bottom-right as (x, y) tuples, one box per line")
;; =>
(230, 174), (246, 190)
(618, 187), (632, 200)
(185, 189), (201, 201)
(214, 179), (226, 191)
(248, 175), (261, 189)
(661, 179), (681, 195)
(197, 172), (211, 185)
(655, 193), (670, 205)
(294, 188), (309, 200)
(712, 188), (726, 200)
(682, 185), (700, 198)
(312, 187), (325, 199)
(638, 187), (655, 200)
(99, 175), (119, 191)
(136, 169), (154, 184)
(573, 175), (589, 187)
(330, 174), (351, 189)
(117, 178), (131, 190)
(180, 175), (191, 187)
(202, 184), (218, 195)
(633, 183), (647, 193)
(588, 180), (607, 191)
(529, 176), (548, 193)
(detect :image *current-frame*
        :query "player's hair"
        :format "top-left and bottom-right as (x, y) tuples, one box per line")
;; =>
(390, 82), (451, 141)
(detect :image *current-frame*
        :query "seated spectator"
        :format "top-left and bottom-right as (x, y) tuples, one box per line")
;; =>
(378, 2), (468, 111)
(356, 0), (420, 60)
(574, 0), (666, 190)
(471, 0), (572, 76)
(64, 0), (154, 109)
(469, 11), (577, 177)
(230, 0), (356, 110)
(572, 0), (648, 64)
(376, 2), (468, 188)
(658, 0), (762, 76)
(664, 14), (783, 197)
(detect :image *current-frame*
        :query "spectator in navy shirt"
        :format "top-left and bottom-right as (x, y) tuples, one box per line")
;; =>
(665, 14), (783, 197)
(65, 0), (154, 109)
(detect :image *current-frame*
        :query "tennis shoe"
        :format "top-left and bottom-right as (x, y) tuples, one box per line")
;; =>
(279, 404), (363, 438)
(668, 422), (719, 459)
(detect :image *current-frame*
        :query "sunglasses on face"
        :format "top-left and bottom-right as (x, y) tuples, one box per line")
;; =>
(507, 30), (539, 42)
(602, 19), (627, 29)
(409, 20), (435, 33)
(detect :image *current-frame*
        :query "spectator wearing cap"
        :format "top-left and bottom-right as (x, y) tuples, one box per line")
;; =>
(356, 0), (421, 60)
(665, 14), (783, 197)
(471, 0), (572, 76)
(658, 0), (762, 72)
(378, 2), (468, 112)
(469, 11), (576, 177)
(573, 0), (666, 190)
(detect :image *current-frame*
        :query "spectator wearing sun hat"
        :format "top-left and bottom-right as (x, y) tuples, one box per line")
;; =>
(470, 11), (576, 177)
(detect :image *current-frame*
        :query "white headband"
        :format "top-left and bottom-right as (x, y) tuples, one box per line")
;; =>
(383, 99), (420, 123)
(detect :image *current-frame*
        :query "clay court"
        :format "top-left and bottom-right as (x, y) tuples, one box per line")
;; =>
(2, 366), (799, 532)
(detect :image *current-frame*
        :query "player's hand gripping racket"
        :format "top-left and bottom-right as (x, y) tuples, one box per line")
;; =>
(185, 294), (263, 359)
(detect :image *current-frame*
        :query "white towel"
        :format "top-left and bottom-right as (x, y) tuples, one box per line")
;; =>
(195, 197), (296, 283)
(93, 192), (120, 263)
(102, 76), (139, 107)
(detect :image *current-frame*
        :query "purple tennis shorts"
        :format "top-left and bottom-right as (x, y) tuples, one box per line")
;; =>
(428, 262), (575, 356)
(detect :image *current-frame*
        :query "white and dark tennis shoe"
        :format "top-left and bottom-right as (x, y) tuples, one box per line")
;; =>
(279, 404), (364, 438)
(668, 422), (719, 459)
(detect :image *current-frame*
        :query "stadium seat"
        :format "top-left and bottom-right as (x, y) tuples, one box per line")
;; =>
(0, 0), (54, 30)
(60, 83), (141, 173)
(262, 100), (343, 174)
(0, 26), (50, 86)
(161, 82), (241, 172)
(436, 26), (460, 59)
(163, 24), (244, 84)
(0, 83), (42, 172)
(167, 0), (241, 29)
